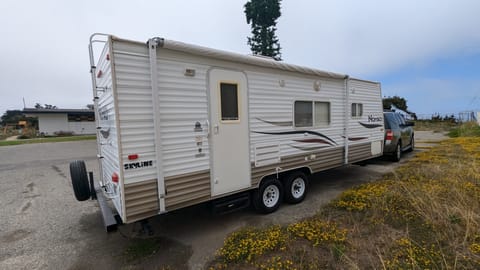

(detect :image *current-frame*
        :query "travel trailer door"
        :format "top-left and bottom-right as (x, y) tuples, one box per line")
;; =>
(209, 69), (251, 196)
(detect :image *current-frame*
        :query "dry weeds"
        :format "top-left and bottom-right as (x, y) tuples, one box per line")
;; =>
(209, 128), (480, 269)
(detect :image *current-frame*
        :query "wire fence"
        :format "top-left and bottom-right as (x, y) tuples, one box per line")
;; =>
(415, 111), (479, 123)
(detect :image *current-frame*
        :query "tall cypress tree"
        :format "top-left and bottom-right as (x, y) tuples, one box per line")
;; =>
(244, 0), (282, 61)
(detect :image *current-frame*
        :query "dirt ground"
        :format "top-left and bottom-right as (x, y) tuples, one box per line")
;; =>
(0, 131), (447, 270)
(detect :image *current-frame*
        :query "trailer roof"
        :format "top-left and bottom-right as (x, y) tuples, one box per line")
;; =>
(112, 35), (349, 80)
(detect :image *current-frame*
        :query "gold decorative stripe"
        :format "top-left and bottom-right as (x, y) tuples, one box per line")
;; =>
(124, 179), (159, 223)
(251, 147), (344, 187)
(252, 143), (374, 186)
(164, 170), (211, 211)
(348, 143), (372, 163)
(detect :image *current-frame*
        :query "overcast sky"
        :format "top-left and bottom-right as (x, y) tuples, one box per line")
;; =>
(1, 0), (479, 116)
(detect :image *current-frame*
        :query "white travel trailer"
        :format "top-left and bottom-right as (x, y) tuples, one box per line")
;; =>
(70, 33), (384, 231)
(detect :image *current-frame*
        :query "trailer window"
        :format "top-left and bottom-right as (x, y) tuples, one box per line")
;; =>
(315, 102), (330, 126)
(220, 83), (239, 121)
(294, 101), (330, 127)
(294, 101), (313, 127)
(351, 103), (363, 117)
(67, 113), (95, 122)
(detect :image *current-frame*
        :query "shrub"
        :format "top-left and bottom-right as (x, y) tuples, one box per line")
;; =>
(53, 131), (74, 137)
(17, 135), (30, 139)
(448, 122), (480, 137)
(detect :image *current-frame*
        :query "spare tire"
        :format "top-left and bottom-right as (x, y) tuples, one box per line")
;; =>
(69, 160), (91, 201)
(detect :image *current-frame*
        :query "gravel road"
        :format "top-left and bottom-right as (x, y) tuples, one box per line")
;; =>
(0, 131), (447, 269)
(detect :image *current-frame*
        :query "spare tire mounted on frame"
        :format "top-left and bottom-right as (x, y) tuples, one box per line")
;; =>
(69, 160), (91, 201)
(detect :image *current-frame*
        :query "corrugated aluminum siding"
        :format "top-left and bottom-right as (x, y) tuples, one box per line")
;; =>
(111, 40), (213, 218)
(113, 41), (159, 184)
(155, 55), (211, 210)
(248, 71), (346, 169)
(347, 79), (384, 161)
(164, 170), (210, 211)
(105, 36), (384, 220)
(96, 41), (123, 216)
(124, 179), (159, 222)
(112, 40), (160, 223)
(348, 143), (372, 163)
(156, 58), (210, 177)
(251, 147), (344, 187)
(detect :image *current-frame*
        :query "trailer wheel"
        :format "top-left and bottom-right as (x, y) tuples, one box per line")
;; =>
(284, 172), (308, 204)
(69, 160), (91, 201)
(252, 178), (283, 214)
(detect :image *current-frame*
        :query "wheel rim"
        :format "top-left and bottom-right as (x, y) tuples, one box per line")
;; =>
(411, 137), (414, 150)
(291, 178), (306, 199)
(396, 144), (401, 160)
(263, 185), (280, 208)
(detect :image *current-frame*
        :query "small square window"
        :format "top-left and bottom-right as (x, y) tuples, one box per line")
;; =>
(220, 83), (239, 121)
(351, 103), (363, 117)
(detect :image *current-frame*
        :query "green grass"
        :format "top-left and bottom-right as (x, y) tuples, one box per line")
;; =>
(448, 122), (480, 137)
(0, 135), (96, 146)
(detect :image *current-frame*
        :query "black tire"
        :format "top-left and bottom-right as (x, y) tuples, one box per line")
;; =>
(69, 160), (91, 201)
(407, 135), (415, 152)
(392, 142), (402, 162)
(284, 172), (309, 204)
(252, 178), (283, 214)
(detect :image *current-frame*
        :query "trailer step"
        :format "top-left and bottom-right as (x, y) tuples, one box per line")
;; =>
(211, 192), (250, 215)
(95, 186), (118, 232)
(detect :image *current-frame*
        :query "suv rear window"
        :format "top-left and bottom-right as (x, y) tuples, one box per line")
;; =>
(384, 113), (397, 129)
(395, 114), (406, 125)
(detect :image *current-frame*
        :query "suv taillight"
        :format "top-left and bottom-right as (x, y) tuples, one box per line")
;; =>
(386, 130), (393, 141)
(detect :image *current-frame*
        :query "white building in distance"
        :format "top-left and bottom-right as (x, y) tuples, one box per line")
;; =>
(23, 108), (95, 135)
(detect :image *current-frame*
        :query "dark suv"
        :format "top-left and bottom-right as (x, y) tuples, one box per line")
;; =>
(383, 111), (414, 161)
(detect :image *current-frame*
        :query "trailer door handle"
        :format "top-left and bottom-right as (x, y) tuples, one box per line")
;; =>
(214, 124), (219, 134)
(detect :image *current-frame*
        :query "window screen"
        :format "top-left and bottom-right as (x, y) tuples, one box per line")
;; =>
(294, 101), (313, 127)
(220, 83), (239, 121)
(315, 102), (330, 125)
(351, 103), (363, 117)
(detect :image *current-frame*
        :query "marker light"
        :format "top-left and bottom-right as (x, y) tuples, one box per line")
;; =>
(128, 154), (139, 160)
(112, 172), (119, 183)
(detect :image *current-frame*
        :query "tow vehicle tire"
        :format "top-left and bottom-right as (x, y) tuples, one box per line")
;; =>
(392, 142), (402, 162)
(407, 135), (415, 152)
(284, 172), (309, 204)
(252, 178), (283, 214)
(69, 160), (91, 201)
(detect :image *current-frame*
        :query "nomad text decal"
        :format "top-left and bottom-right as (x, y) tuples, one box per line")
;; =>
(358, 115), (383, 129)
